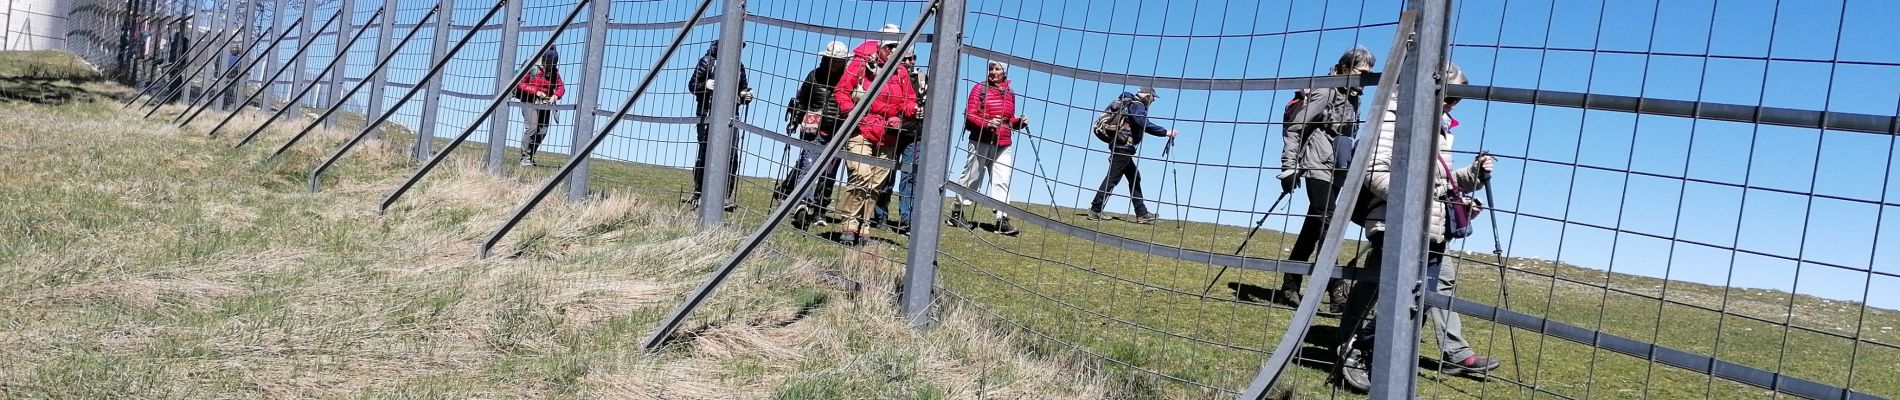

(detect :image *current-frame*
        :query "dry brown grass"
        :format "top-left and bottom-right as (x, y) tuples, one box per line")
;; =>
(0, 75), (1109, 399)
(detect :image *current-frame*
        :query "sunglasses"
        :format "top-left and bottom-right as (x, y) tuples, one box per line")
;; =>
(1445, 97), (1462, 106)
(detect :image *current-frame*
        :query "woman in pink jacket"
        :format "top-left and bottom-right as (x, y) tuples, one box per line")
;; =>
(949, 60), (1029, 235)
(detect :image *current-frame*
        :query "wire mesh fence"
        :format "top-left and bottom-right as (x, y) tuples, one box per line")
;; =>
(74, 0), (1900, 398)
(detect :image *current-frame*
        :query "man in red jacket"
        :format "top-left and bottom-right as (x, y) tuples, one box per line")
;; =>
(950, 60), (1029, 235)
(514, 49), (565, 167)
(831, 28), (918, 245)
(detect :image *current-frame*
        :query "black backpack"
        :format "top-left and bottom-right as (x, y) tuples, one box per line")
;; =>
(1091, 98), (1130, 144)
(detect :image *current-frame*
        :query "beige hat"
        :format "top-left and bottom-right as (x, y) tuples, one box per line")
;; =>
(880, 23), (901, 47)
(819, 40), (849, 59)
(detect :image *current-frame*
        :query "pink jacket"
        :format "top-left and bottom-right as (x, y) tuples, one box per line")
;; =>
(964, 80), (1022, 146)
(833, 41), (919, 147)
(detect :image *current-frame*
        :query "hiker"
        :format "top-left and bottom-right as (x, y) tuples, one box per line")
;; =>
(514, 48), (564, 167)
(1086, 87), (1177, 224)
(831, 24), (919, 245)
(220, 45), (240, 109)
(874, 50), (928, 234)
(1334, 63), (1502, 391)
(687, 40), (755, 211)
(780, 41), (852, 230)
(1276, 47), (1375, 311)
(947, 60), (1028, 235)
(168, 19), (190, 101)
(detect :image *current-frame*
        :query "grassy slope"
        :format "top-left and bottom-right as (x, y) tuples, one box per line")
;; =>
(0, 51), (1107, 399)
(377, 99), (1900, 397)
(482, 104), (1900, 397)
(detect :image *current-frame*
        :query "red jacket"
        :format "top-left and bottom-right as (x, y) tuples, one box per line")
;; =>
(833, 41), (918, 147)
(964, 80), (1021, 146)
(515, 67), (565, 101)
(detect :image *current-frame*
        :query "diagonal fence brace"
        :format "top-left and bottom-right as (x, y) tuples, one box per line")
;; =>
(267, 5), (439, 162)
(473, 0), (718, 259)
(377, 0), (590, 213)
(303, 0), (508, 192)
(634, 0), (942, 352)
(1237, 10), (1415, 399)
(229, 6), (388, 148)
(124, 27), (235, 109)
(147, 20), (300, 121)
(177, 11), (338, 129)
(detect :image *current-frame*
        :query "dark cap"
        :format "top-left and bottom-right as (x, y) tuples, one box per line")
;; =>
(1137, 86), (1159, 98)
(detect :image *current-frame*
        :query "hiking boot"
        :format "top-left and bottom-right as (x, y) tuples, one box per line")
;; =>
(948, 205), (970, 228)
(1322, 283), (1351, 317)
(1086, 210), (1110, 221)
(889, 220), (910, 236)
(1336, 344), (1372, 392)
(518, 155), (537, 167)
(1273, 288), (1301, 307)
(1440, 355), (1502, 374)
(1134, 213), (1160, 224)
(684, 194), (701, 207)
(995, 217), (1020, 236)
(723, 200), (737, 212)
(790, 206), (814, 231)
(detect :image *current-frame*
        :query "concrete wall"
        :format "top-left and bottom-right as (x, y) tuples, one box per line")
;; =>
(3, 0), (71, 51)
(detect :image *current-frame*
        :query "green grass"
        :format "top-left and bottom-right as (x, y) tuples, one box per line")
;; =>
(441, 97), (1900, 398)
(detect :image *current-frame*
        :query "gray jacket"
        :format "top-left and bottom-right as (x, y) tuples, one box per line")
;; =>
(1356, 98), (1487, 244)
(1281, 88), (1361, 182)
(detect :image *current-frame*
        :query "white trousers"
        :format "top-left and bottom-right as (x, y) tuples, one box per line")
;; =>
(954, 141), (1015, 219)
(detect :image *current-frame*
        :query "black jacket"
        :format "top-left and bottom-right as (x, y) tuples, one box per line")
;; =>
(786, 57), (848, 141)
(688, 42), (750, 118)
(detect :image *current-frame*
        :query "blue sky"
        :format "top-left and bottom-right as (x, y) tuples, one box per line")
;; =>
(198, 0), (1900, 309)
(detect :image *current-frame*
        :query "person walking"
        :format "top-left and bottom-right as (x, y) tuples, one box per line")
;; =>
(881, 51), (928, 234)
(1334, 63), (1504, 391)
(514, 49), (564, 167)
(781, 41), (852, 230)
(831, 24), (918, 245)
(1276, 47), (1375, 310)
(687, 40), (755, 211)
(1087, 86), (1177, 224)
(948, 60), (1028, 235)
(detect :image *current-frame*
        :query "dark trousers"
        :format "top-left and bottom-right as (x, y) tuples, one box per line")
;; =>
(694, 122), (739, 198)
(1089, 152), (1149, 215)
(1282, 177), (1346, 294)
(776, 134), (839, 211)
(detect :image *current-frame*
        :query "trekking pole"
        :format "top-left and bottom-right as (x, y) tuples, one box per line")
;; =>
(1017, 125), (1061, 205)
(1197, 190), (1292, 299)
(1156, 135), (1179, 222)
(1476, 150), (1524, 379)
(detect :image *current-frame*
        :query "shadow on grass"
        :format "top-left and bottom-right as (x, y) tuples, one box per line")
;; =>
(0, 77), (108, 105)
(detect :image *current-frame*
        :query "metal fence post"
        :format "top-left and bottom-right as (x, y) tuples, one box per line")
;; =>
(322, 0), (350, 128)
(697, 0), (742, 226)
(1369, 0), (1448, 397)
(414, 0), (450, 160)
(262, 0), (282, 105)
(365, 0), (393, 141)
(484, 0), (520, 175)
(903, 0), (961, 329)
(290, 0), (310, 109)
(567, 0), (608, 200)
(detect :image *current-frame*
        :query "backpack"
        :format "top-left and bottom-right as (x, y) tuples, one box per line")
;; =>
(1091, 98), (1130, 144)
